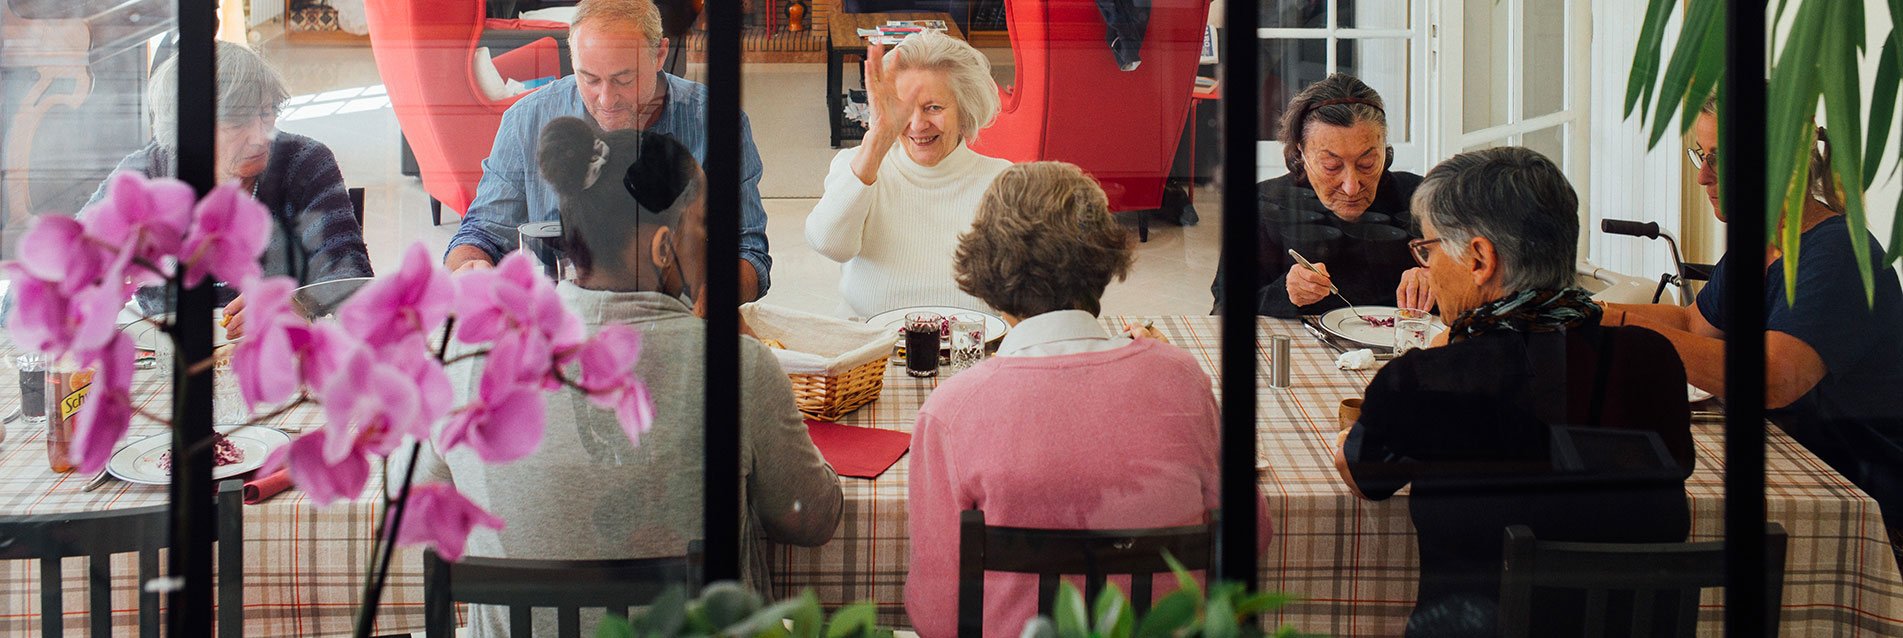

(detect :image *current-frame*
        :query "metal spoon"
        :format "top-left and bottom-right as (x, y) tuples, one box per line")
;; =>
(1287, 249), (1371, 321)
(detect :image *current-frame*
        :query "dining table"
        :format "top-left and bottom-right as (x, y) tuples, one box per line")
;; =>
(770, 315), (1903, 637)
(0, 347), (431, 637)
(1, 316), (1899, 636)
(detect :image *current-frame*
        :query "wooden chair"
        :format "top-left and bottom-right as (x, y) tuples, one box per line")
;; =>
(347, 187), (366, 229)
(956, 509), (1218, 638)
(0, 479), (245, 638)
(423, 542), (703, 638)
(1498, 522), (1789, 638)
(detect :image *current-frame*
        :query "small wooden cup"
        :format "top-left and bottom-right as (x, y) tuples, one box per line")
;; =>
(1338, 397), (1363, 432)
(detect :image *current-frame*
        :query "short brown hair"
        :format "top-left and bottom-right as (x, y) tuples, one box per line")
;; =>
(955, 162), (1134, 318)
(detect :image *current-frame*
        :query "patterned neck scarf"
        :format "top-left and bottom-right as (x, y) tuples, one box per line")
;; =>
(1446, 288), (1602, 343)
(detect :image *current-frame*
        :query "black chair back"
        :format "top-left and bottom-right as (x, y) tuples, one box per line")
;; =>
(423, 542), (704, 638)
(956, 509), (1219, 638)
(0, 479), (245, 638)
(1498, 522), (1788, 638)
(347, 187), (366, 229)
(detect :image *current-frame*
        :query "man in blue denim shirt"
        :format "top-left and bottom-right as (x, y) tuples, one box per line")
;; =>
(445, 0), (772, 301)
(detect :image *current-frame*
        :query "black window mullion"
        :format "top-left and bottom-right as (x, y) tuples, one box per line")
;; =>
(1219, 0), (1260, 589)
(702, 0), (744, 585)
(1721, 3), (1769, 636)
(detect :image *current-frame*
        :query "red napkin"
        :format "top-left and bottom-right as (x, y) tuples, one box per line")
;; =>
(243, 469), (293, 504)
(804, 419), (912, 479)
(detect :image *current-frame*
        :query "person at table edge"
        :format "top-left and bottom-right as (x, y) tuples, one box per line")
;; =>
(87, 41), (373, 338)
(419, 120), (839, 638)
(1601, 97), (1903, 561)
(905, 161), (1272, 638)
(443, 0), (771, 306)
(1336, 147), (1695, 636)
(804, 29), (1012, 318)
(1211, 73), (1431, 317)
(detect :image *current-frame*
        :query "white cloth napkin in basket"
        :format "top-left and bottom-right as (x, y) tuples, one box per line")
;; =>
(739, 303), (897, 376)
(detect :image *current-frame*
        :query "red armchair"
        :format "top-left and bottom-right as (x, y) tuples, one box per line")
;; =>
(365, 0), (567, 224)
(968, 0), (1208, 238)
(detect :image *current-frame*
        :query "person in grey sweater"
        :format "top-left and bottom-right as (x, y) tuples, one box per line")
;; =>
(417, 118), (841, 638)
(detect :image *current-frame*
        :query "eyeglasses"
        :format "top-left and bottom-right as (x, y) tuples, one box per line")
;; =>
(1408, 237), (1443, 267)
(1685, 144), (1717, 172)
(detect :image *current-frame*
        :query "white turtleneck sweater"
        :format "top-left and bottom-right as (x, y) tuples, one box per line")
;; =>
(805, 141), (1012, 318)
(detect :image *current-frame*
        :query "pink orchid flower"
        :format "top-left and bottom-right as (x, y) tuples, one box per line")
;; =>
(85, 172), (195, 278)
(270, 427), (373, 506)
(437, 332), (551, 463)
(230, 276), (302, 408)
(574, 325), (655, 445)
(17, 216), (109, 295)
(179, 182), (271, 288)
(4, 262), (131, 361)
(70, 333), (138, 474)
(317, 347), (427, 463)
(394, 482), (505, 561)
(340, 244), (453, 350)
(453, 252), (584, 351)
(285, 322), (354, 390)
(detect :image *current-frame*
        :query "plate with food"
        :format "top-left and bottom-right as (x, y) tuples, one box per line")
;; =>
(106, 426), (289, 485)
(1315, 306), (1446, 350)
(865, 306), (1010, 346)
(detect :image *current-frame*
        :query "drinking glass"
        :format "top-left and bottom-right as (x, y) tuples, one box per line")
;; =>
(213, 357), (249, 425)
(946, 314), (986, 375)
(904, 312), (943, 378)
(1394, 308), (1433, 355)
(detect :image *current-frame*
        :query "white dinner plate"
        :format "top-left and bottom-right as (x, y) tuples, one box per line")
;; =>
(865, 306), (1010, 344)
(106, 426), (289, 485)
(1688, 384), (1714, 403)
(1316, 306), (1447, 350)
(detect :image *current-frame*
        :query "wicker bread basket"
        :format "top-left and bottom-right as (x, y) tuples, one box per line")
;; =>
(739, 303), (897, 421)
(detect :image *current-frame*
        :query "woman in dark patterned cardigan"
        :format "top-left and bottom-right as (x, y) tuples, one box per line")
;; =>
(87, 40), (371, 336)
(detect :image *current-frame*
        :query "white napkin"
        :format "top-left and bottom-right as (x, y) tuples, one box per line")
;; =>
(1335, 349), (1377, 370)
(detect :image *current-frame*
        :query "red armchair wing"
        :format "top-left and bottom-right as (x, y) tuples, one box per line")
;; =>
(365, 0), (566, 222)
(969, 0), (1208, 213)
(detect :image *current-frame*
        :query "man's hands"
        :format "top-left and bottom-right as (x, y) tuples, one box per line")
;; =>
(1286, 262), (1335, 307)
(446, 245), (496, 273)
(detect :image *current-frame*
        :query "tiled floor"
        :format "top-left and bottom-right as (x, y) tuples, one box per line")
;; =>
(260, 39), (1228, 319)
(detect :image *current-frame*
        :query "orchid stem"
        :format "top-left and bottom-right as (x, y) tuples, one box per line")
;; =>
(351, 318), (454, 638)
(351, 438), (422, 638)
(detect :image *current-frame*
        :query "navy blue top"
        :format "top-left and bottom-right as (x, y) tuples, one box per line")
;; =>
(1698, 215), (1903, 526)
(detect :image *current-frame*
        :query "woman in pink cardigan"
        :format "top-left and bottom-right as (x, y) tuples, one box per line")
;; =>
(904, 162), (1272, 637)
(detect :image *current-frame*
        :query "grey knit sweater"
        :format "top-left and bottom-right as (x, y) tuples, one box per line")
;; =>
(418, 284), (843, 638)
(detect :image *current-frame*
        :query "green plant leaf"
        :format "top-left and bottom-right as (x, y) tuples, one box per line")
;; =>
(596, 612), (636, 638)
(1162, 551), (1202, 600)
(1203, 587), (1240, 638)
(1054, 582), (1092, 638)
(1624, 0), (1680, 119)
(634, 585), (691, 637)
(825, 601), (878, 638)
(698, 582), (766, 631)
(1761, 0), (1828, 288)
(1233, 591), (1297, 617)
(1648, 0), (1724, 147)
(1021, 617), (1059, 638)
(727, 593), (816, 637)
(1866, 29), (1903, 189)
(1821, 0), (1878, 306)
(1678, 11), (1726, 136)
(1888, 195), (1903, 264)
(1089, 582), (1134, 638)
(1133, 592), (1199, 638)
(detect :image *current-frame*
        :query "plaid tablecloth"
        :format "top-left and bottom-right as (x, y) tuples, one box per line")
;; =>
(0, 362), (428, 637)
(772, 315), (1903, 636)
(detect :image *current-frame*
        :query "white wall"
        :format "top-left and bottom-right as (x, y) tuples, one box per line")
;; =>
(250, 0), (281, 28)
(1588, 0), (1687, 281)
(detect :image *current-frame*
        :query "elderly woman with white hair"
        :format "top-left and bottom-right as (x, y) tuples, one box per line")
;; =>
(804, 29), (1010, 318)
(89, 41), (372, 335)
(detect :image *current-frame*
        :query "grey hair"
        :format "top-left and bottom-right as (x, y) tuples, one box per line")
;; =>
(1411, 147), (1579, 293)
(1280, 74), (1388, 179)
(570, 0), (665, 50)
(146, 41), (290, 149)
(884, 29), (1000, 145)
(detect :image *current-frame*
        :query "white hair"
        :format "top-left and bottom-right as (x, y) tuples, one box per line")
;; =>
(885, 29), (1000, 145)
(146, 41), (289, 149)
